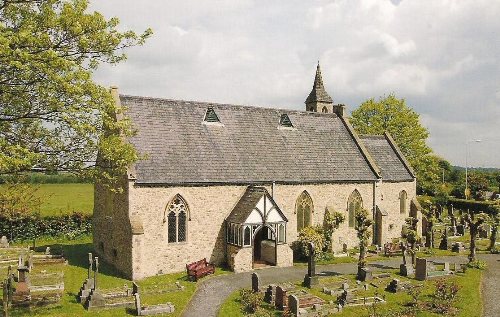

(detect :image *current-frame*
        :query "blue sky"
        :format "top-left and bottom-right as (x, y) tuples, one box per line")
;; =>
(91, 0), (500, 168)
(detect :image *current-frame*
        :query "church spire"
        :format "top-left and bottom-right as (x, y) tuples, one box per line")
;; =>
(305, 62), (334, 114)
(305, 62), (333, 106)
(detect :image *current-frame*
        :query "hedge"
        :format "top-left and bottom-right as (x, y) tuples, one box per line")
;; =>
(449, 198), (499, 215)
(0, 212), (92, 242)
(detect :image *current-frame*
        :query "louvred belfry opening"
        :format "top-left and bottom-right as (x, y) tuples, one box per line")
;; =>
(204, 107), (220, 123)
(279, 114), (293, 128)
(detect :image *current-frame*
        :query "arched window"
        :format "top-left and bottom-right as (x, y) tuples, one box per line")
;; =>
(244, 226), (251, 246)
(321, 106), (328, 113)
(296, 191), (313, 231)
(165, 194), (189, 243)
(348, 190), (363, 228)
(400, 190), (407, 214)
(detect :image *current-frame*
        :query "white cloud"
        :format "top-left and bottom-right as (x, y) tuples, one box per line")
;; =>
(90, 0), (500, 167)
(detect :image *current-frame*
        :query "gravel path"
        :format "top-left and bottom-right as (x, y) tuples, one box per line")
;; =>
(478, 254), (500, 317)
(181, 255), (467, 317)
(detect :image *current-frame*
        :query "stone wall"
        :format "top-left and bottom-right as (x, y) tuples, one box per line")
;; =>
(93, 177), (134, 278)
(376, 180), (419, 244)
(94, 179), (418, 279)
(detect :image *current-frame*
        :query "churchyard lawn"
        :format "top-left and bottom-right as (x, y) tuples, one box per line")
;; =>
(219, 268), (483, 317)
(3, 235), (230, 316)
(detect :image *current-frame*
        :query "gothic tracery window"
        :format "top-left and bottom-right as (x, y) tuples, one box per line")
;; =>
(296, 191), (313, 231)
(165, 194), (188, 243)
(348, 190), (363, 228)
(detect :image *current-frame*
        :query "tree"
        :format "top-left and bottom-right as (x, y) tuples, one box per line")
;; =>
(463, 210), (489, 262)
(488, 212), (499, 254)
(468, 173), (490, 200)
(401, 216), (419, 266)
(0, 0), (152, 186)
(350, 94), (438, 193)
(322, 207), (345, 253)
(354, 208), (372, 280)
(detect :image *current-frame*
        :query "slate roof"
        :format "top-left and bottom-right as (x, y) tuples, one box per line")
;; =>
(359, 134), (415, 181)
(305, 64), (333, 104)
(226, 187), (287, 224)
(121, 95), (380, 184)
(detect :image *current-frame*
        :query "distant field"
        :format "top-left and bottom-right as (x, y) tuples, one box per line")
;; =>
(0, 183), (94, 217)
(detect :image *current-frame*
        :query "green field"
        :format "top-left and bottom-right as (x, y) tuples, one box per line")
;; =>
(0, 183), (94, 217)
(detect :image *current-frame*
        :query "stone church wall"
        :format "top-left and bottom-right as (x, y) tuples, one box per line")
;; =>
(94, 178), (417, 279)
(376, 180), (419, 244)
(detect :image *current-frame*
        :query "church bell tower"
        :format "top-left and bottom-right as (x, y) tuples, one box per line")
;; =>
(305, 63), (345, 116)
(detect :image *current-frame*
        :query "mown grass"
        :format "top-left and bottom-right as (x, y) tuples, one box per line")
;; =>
(219, 268), (483, 317)
(0, 183), (94, 217)
(5, 235), (220, 317)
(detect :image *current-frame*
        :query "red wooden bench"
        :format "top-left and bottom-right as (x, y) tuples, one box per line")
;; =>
(384, 242), (402, 257)
(186, 258), (215, 281)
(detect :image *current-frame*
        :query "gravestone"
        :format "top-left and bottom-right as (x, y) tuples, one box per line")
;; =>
(343, 243), (348, 253)
(456, 224), (465, 236)
(439, 228), (449, 250)
(264, 285), (275, 304)
(478, 225), (489, 238)
(386, 279), (400, 293)
(451, 242), (466, 253)
(400, 263), (414, 277)
(358, 267), (372, 281)
(85, 257), (106, 310)
(251, 272), (260, 293)
(45, 247), (51, 255)
(443, 262), (450, 273)
(415, 258), (427, 281)
(78, 253), (94, 303)
(337, 289), (353, 306)
(275, 286), (288, 310)
(134, 292), (142, 316)
(0, 236), (9, 248)
(303, 242), (319, 288)
(342, 282), (349, 290)
(288, 294), (299, 317)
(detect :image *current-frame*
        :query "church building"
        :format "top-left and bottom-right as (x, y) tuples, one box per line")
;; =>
(93, 64), (421, 280)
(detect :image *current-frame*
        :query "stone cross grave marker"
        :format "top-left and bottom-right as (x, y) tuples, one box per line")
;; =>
(264, 284), (275, 304)
(304, 242), (319, 288)
(251, 272), (260, 293)
(93, 257), (99, 290)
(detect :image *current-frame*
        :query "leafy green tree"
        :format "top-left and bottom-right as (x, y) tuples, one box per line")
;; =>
(401, 216), (419, 266)
(0, 0), (152, 186)
(354, 208), (372, 280)
(350, 94), (439, 193)
(322, 208), (345, 253)
(468, 173), (489, 200)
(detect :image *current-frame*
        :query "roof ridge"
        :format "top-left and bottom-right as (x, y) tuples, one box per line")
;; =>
(120, 94), (340, 117)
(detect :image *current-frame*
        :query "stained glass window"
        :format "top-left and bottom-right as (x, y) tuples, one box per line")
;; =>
(296, 191), (313, 231)
(348, 190), (363, 228)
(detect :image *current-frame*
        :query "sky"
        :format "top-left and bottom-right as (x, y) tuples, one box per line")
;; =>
(90, 0), (500, 168)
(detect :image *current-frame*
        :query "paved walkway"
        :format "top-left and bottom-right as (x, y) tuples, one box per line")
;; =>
(182, 255), (468, 317)
(478, 254), (500, 317)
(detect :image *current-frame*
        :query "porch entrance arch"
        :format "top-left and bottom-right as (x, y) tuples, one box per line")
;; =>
(226, 187), (288, 269)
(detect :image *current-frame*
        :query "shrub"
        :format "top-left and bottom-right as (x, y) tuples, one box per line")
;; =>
(467, 260), (487, 270)
(292, 226), (325, 260)
(427, 279), (460, 315)
(240, 289), (263, 314)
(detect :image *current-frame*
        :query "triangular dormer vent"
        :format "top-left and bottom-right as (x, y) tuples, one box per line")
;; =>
(279, 114), (293, 128)
(204, 107), (220, 123)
